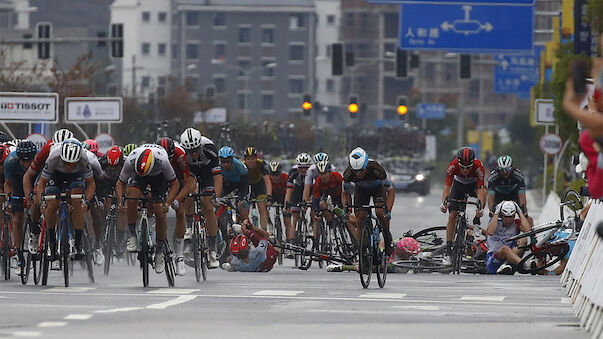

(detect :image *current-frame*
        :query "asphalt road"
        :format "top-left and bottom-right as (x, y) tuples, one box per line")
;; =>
(0, 189), (582, 339)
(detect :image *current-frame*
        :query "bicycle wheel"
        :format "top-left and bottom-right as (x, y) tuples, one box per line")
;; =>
(391, 257), (451, 273)
(164, 240), (175, 287)
(452, 218), (466, 275)
(275, 217), (283, 265)
(140, 220), (149, 287)
(103, 213), (115, 276)
(20, 222), (31, 285)
(2, 222), (10, 281)
(60, 220), (69, 287)
(561, 188), (583, 215)
(411, 226), (447, 254)
(316, 220), (325, 269)
(192, 221), (202, 283)
(82, 229), (95, 283)
(41, 226), (50, 286)
(33, 223), (45, 285)
(358, 223), (373, 289)
(376, 228), (387, 288)
(517, 243), (570, 274)
(200, 230), (208, 282)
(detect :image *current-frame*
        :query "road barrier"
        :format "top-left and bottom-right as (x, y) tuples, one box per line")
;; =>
(560, 199), (603, 338)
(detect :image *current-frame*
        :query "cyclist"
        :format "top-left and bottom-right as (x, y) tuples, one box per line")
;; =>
(4, 140), (37, 275)
(440, 146), (486, 265)
(179, 127), (222, 269)
(485, 200), (531, 274)
(312, 160), (344, 234)
(116, 144), (179, 274)
(222, 219), (277, 272)
(302, 152), (336, 204)
(97, 145), (127, 256)
(155, 137), (196, 276)
(0, 144), (11, 197)
(36, 139), (96, 261)
(242, 147), (271, 231)
(83, 146), (106, 265)
(218, 146), (249, 220)
(123, 143), (138, 157)
(343, 147), (395, 255)
(284, 152), (312, 243)
(487, 155), (529, 219)
(268, 160), (291, 238)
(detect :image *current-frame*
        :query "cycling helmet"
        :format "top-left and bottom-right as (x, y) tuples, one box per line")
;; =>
(497, 155), (512, 169)
(269, 160), (282, 174)
(313, 152), (328, 164)
(457, 147), (475, 167)
(396, 237), (421, 256)
(0, 144), (10, 163)
(60, 139), (83, 163)
(316, 159), (331, 173)
(0, 132), (10, 143)
(348, 147), (368, 170)
(16, 140), (37, 161)
(180, 127), (203, 150)
(296, 152), (312, 166)
(230, 234), (249, 255)
(155, 137), (175, 159)
(106, 145), (123, 166)
(84, 139), (99, 154)
(135, 148), (155, 177)
(123, 143), (138, 156)
(218, 146), (235, 159)
(243, 146), (258, 157)
(52, 129), (74, 144)
(500, 201), (517, 217)
(82, 142), (91, 150)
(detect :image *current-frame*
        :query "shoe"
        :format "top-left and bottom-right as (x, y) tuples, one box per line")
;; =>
(51, 260), (61, 271)
(10, 255), (18, 268)
(14, 263), (22, 276)
(29, 234), (39, 254)
(221, 262), (233, 271)
(442, 255), (452, 266)
(523, 258), (538, 272)
(208, 251), (219, 269)
(326, 264), (343, 272)
(176, 257), (185, 276)
(497, 264), (514, 275)
(93, 248), (105, 266)
(154, 252), (165, 274)
(74, 246), (85, 260)
(184, 227), (192, 240)
(127, 235), (138, 252)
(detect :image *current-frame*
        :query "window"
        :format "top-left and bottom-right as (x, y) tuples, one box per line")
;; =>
(158, 43), (166, 56)
(384, 13), (398, 38)
(326, 79), (334, 92)
(262, 94), (273, 110)
(237, 92), (247, 109)
(289, 45), (304, 61)
(158, 12), (167, 23)
(186, 77), (198, 93)
(345, 13), (354, 27)
(142, 12), (150, 22)
(213, 12), (225, 26)
(238, 60), (250, 76)
(171, 44), (178, 59)
(289, 14), (305, 29)
(141, 43), (150, 56)
(360, 13), (369, 29)
(186, 11), (199, 26)
(214, 43), (225, 59)
(186, 44), (198, 59)
(288, 79), (303, 94)
(158, 76), (166, 86)
(141, 76), (150, 88)
(327, 15), (335, 25)
(262, 28), (274, 44)
(469, 79), (480, 97)
(238, 27), (250, 43)
(262, 60), (275, 77)
(215, 78), (226, 93)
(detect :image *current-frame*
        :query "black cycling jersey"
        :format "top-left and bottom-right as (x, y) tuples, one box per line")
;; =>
(342, 160), (388, 191)
(487, 168), (526, 205)
(99, 155), (124, 183)
(287, 165), (306, 188)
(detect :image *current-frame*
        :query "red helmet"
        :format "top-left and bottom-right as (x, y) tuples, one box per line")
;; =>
(84, 139), (99, 154)
(106, 145), (122, 166)
(230, 234), (249, 255)
(0, 144), (10, 163)
(396, 237), (421, 258)
(457, 147), (475, 167)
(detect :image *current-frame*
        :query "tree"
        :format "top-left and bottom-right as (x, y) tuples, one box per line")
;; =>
(587, 0), (603, 34)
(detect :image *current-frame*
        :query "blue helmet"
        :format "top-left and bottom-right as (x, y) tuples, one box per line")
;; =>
(218, 146), (235, 159)
(313, 152), (328, 164)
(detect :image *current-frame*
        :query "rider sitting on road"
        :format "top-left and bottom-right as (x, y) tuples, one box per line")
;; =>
(486, 200), (531, 274)
(222, 219), (277, 272)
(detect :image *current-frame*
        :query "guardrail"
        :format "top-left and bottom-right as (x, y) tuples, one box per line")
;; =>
(560, 199), (603, 338)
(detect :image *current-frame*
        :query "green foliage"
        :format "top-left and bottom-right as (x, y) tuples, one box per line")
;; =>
(586, 0), (603, 34)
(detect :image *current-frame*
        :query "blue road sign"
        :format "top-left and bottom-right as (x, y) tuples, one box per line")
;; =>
(494, 50), (539, 95)
(417, 104), (446, 119)
(399, 4), (534, 53)
(368, 0), (534, 5)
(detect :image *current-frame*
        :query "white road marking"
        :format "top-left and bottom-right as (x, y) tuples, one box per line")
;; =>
(13, 331), (42, 337)
(44, 287), (95, 293)
(359, 293), (407, 299)
(64, 314), (92, 320)
(37, 322), (67, 328)
(253, 290), (304, 296)
(460, 295), (505, 302)
(561, 297), (572, 304)
(146, 295), (198, 309)
(393, 305), (440, 311)
(94, 307), (143, 314)
(147, 288), (200, 295)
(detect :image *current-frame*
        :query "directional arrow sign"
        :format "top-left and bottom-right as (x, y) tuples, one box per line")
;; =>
(494, 47), (540, 95)
(399, 4), (534, 53)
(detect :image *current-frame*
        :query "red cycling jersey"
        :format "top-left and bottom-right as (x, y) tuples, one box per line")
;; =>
(29, 139), (54, 173)
(445, 158), (485, 188)
(270, 173), (288, 196)
(313, 171), (343, 198)
(171, 145), (191, 179)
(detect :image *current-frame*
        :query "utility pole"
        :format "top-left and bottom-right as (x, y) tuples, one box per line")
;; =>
(131, 54), (137, 97)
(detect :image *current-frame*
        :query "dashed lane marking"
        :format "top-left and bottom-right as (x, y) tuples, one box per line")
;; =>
(63, 314), (92, 320)
(393, 305), (440, 311)
(44, 287), (95, 293)
(460, 295), (505, 302)
(37, 322), (67, 328)
(146, 295), (198, 310)
(13, 331), (42, 337)
(94, 307), (143, 314)
(561, 297), (572, 304)
(147, 288), (200, 295)
(359, 293), (407, 299)
(253, 290), (304, 296)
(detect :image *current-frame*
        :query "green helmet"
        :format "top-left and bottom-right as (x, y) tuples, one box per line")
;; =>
(123, 143), (138, 157)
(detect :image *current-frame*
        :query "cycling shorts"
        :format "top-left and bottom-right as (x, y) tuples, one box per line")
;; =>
(289, 185), (304, 212)
(486, 252), (503, 274)
(250, 180), (267, 200)
(45, 172), (86, 195)
(127, 174), (168, 201)
(353, 182), (385, 211)
(448, 181), (477, 212)
(10, 196), (25, 213)
(191, 167), (215, 193)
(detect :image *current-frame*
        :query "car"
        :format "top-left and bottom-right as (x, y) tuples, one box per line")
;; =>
(384, 156), (432, 196)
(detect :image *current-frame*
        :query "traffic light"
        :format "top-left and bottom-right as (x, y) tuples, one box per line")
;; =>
(410, 53), (420, 69)
(397, 96), (408, 119)
(36, 22), (51, 59)
(396, 48), (407, 77)
(302, 94), (312, 116)
(111, 23), (124, 58)
(332, 43), (343, 76)
(460, 54), (471, 79)
(348, 94), (359, 118)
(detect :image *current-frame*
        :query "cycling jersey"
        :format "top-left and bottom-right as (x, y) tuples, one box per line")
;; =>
(445, 158), (485, 188)
(287, 165), (306, 188)
(185, 137), (220, 176)
(171, 144), (190, 179)
(41, 146), (93, 180)
(313, 171), (343, 199)
(271, 173), (289, 197)
(244, 159), (268, 185)
(342, 160), (387, 190)
(119, 144), (176, 183)
(4, 151), (32, 186)
(230, 230), (276, 272)
(221, 158), (248, 184)
(29, 139), (54, 174)
(487, 219), (520, 254)
(487, 168), (526, 205)
(99, 154), (124, 183)
(85, 149), (104, 180)
(304, 164), (339, 186)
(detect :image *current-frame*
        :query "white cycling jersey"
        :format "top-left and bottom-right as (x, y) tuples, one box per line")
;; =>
(119, 144), (176, 182)
(304, 164), (338, 186)
(85, 149), (104, 179)
(41, 146), (93, 180)
(487, 218), (521, 253)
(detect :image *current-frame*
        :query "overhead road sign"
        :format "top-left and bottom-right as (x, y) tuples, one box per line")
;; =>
(65, 97), (123, 123)
(0, 92), (58, 123)
(494, 49), (539, 95)
(399, 4), (534, 53)
(416, 104), (446, 119)
(367, 0), (535, 6)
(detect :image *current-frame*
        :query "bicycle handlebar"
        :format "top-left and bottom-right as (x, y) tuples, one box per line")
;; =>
(44, 193), (84, 201)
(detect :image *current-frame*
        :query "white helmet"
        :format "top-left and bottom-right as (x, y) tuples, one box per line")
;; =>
(296, 152), (312, 166)
(60, 138), (83, 163)
(53, 129), (74, 144)
(497, 155), (512, 169)
(500, 201), (516, 217)
(349, 147), (368, 170)
(316, 159), (331, 173)
(180, 128), (203, 150)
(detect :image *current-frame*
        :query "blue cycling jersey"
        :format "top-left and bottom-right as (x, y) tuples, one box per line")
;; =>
(4, 151), (30, 185)
(221, 158), (248, 184)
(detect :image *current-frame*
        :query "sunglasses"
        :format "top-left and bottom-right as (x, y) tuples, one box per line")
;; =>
(459, 164), (472, 170)
(220, 159), (232, 164)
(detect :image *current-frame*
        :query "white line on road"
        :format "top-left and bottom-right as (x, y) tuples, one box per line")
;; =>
(393, 305), (440, 311)
(44, 287), (95, 293)
(561, 297), (572, 304)
(460, 295), (505, 302)
(146, 295), (198, 309)
(360, 293), (407, 299)
(63, 314), (92, 320)
(147, 288), (200, 295)
(13, 331), (42, 337)
(253, 290), (304, 296)
(37, 322), (67, 328)
(94, 307), (143, 314)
